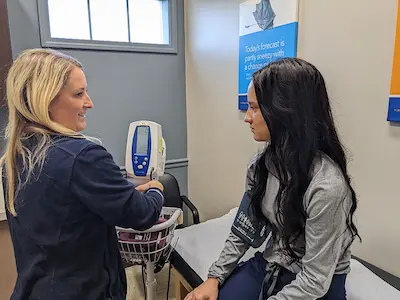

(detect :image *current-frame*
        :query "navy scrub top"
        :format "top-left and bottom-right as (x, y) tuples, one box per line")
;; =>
(2, 136), (164, 300)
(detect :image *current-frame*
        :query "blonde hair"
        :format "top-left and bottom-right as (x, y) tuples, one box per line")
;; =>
(0, 48), (84, 216)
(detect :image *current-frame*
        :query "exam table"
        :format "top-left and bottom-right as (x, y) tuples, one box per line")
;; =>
(158, 174), (400, 300)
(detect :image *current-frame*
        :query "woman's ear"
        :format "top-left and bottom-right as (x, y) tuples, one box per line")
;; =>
(48, 108), (54, 120)
(48, 100), (55, 115)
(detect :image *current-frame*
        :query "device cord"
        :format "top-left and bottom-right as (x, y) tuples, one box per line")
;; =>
(142, 264), (147, 300)
(150, 167), (154, 181)
(166, 263), (172, 300)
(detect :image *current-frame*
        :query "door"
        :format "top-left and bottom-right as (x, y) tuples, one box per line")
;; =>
(0, 0), (12, 105)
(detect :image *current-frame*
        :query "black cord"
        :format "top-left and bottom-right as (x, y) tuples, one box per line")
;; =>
(150, 167), (154, 180)
(166, 263), (172, 300)
(142, 264), (147, 300)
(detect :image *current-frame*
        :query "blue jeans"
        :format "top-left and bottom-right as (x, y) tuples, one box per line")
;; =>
(218, 252), (346, 300)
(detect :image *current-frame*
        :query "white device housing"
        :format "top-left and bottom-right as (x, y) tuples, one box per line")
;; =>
(125, 120), (166, 185)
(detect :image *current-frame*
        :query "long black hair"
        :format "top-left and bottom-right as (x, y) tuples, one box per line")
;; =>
(250, 57), (361, 264)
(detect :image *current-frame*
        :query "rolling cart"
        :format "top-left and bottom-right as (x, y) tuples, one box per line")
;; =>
(116, 207), (182, 300)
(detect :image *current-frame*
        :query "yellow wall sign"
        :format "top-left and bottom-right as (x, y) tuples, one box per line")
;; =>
(388, 0), (400, 121)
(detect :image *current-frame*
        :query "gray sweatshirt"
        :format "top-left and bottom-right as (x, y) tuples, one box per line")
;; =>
(208, 153), (354, 299)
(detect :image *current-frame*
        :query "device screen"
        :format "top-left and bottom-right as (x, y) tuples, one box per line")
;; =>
(136, 126), (149, 154)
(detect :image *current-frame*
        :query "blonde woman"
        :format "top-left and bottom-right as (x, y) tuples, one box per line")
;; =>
(0, 48), (164, 300)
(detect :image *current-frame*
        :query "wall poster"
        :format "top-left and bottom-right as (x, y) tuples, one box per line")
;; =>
(238, 0), (299, 110)
(388, 0), (400, 122)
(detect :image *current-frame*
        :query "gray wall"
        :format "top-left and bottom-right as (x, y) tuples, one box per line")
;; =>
(4, 0), (188, 195)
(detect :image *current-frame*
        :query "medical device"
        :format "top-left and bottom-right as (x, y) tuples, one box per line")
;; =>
(231, 192), (270, 248)
(118, 120), (180, 300)
(125, 120), (166, 186)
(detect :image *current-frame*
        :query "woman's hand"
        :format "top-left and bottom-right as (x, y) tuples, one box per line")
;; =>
(184, 278), (219, 300)
(135, 180), (164, 193)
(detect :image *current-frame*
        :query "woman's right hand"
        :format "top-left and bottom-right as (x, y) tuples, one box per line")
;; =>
(148, 180), (164, 191)
(184, 278), (219, 300)
(135, 180), (164, 193)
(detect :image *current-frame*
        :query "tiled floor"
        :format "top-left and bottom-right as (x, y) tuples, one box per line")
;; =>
(125, 264), (176, 300)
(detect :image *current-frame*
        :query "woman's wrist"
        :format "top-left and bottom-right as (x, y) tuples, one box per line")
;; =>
(148, 180), (164, 191)
(207, 277), (220, 287)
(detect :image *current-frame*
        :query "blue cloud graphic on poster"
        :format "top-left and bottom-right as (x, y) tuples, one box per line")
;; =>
(238, 0), (299, 110)
(253, 0), (276, 30)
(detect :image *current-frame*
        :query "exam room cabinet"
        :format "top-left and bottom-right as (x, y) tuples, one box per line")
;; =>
(0, 0), (12, 105)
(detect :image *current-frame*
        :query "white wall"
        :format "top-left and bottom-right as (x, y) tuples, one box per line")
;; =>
(185, 0), (400, 276)
(185, 0), (260, 221)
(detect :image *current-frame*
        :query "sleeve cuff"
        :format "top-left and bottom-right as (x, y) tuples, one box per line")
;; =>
(146, 188), (164, 202)
(207, 272), (224, 286)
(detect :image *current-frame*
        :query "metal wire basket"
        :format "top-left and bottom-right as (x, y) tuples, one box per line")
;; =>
(116, 207), (182, 300)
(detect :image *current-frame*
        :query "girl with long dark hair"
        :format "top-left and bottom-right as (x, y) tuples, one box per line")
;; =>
(185, 58), (360, 300)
